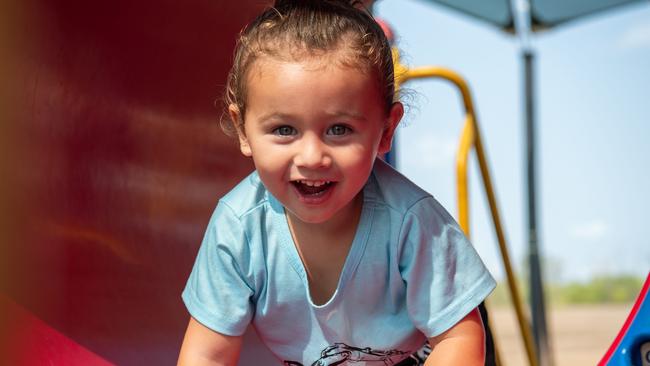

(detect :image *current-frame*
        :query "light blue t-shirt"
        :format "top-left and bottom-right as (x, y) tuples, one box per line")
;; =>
(182, 159), (495, 365)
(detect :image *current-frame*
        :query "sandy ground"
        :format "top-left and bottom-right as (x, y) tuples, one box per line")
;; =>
(488, 303), (633, 366)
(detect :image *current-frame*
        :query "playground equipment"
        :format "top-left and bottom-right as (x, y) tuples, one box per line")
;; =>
(599, 273), (650, 366)
(0, 1), (263, 364)
(1, 1), (646, 364)
(410, 2), (649, 364)
(391, 41), (537, 366)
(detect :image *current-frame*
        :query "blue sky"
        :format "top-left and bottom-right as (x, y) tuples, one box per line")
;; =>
(375, 0), (650, 283)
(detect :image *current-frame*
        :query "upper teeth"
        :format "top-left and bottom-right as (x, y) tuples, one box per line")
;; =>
(296, 180), (330, 187)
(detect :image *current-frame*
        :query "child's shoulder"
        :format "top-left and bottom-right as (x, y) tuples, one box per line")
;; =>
(371, 159), (435, 214)
(218, 170), (268, 218)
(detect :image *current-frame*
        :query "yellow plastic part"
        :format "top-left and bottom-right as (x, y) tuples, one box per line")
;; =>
(393, 47), (538, 366)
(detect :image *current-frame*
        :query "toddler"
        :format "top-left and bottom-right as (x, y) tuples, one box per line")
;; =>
(178, 1), (496, 365)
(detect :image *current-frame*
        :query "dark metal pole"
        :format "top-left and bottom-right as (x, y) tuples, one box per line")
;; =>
(524, 49), (553, 366)
(510, 0), (554, 361)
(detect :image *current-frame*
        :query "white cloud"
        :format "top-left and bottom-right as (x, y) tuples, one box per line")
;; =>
(618, 23), (650, 49)
(570, 219), (608, 240)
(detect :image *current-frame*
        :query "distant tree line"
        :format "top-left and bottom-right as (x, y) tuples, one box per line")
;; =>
(489, 274), (645, 306)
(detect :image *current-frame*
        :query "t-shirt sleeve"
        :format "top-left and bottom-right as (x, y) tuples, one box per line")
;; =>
(398, 197), (496, 338)
(182, 202), (255, 336)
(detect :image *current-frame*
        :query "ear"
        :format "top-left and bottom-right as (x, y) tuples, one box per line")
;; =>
(229, 104), (252, 157)
(378, 102), (404, 154)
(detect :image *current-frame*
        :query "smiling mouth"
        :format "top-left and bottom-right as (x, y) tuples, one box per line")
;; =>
(291, 180), (334, 196)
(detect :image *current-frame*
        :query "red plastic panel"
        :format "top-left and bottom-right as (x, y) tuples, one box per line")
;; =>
(1, 295), (114, 365)
(1, 0), (266, 364)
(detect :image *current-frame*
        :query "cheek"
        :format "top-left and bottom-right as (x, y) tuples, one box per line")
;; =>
(339, 140), (380, 163)
(334, 144), (379, 178)
(254, 161), (288, 196)
(251, 149), (288, 177)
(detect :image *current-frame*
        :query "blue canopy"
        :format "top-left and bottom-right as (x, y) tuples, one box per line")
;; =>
(420, 0), (647, 32)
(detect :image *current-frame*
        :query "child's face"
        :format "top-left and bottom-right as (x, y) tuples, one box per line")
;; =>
(232, 56), (402, 225)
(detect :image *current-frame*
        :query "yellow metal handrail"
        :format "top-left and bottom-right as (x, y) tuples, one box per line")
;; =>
(393, 48), (538, 366)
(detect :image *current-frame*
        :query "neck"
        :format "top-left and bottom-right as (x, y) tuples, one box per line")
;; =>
(287, 192), (363, 239)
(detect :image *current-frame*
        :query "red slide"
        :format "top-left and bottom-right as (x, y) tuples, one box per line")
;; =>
(0, 1), (268, 364)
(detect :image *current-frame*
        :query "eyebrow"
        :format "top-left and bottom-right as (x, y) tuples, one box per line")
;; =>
(257, 112), (293, 123)
(328, 110), (367, 122)
(257, 111), (367, 123)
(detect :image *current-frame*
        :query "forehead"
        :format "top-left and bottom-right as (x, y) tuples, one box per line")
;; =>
(245, 48), (381, 100)
(250, 57), (375, 96)
(248, 44), (371, 77)
(244, 57), (384, 120)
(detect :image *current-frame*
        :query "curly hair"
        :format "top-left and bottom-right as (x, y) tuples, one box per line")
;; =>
(221, 0), (396, 136)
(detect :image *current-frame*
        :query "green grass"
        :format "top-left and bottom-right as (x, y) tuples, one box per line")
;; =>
(488, 274), (645, 307)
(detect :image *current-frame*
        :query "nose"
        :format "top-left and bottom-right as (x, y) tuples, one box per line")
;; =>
(295, 133), (331, 169)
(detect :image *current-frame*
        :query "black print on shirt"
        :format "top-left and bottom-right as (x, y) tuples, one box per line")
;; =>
(283, 342), (430, 366)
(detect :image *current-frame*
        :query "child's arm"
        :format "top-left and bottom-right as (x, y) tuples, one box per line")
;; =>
(424, 307), (485, 365)
(177, 317), (242, 366)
